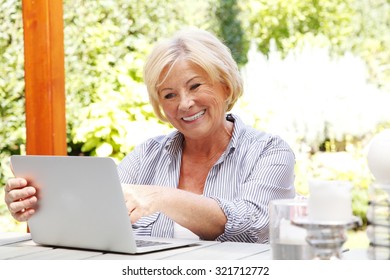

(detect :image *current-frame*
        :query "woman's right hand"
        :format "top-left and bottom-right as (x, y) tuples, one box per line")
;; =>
(4, 178), (37, 222)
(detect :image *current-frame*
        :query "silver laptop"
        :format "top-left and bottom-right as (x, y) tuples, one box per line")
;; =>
(10, 155), (196, 254)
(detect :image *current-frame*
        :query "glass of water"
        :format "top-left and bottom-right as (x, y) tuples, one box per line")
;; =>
(269, 198), (314, 260)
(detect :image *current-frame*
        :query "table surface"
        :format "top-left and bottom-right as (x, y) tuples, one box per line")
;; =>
(0, 232), (368, 260)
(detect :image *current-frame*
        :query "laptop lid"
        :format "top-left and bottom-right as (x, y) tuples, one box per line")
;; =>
(10, 155), (195, 254)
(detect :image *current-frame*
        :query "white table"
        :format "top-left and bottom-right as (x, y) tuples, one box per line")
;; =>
(0, 232), (367, 260)
(0, 232), (270, 260)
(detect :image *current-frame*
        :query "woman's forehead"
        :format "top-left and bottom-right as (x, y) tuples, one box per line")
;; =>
(158, 60), (208, 86)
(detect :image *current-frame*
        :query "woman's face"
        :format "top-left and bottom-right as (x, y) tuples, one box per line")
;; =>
(157, 59), (229, 140)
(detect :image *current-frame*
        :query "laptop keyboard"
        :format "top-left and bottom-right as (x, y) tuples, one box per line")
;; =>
(135, 239), (170, 247)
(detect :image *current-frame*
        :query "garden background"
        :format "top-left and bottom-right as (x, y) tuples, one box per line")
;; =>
(1, 0), (389, 247)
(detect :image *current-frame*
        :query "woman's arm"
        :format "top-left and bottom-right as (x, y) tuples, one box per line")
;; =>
(118, 132), (295, 243)
(122, 184), (227, 240)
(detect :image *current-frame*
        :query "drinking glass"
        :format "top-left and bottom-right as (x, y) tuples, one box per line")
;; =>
(269, 198), (314, 260)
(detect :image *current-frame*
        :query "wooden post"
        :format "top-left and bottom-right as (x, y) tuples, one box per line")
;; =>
(22, 0), (67, 155)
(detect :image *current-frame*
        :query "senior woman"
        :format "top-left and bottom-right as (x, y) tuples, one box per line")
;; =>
(4, 28), (295, 243)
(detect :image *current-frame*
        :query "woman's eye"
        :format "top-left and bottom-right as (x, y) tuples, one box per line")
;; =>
(164, 93), (176, 99)
(190, 83), (201, 91)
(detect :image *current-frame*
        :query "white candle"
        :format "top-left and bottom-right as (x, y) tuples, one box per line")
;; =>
(308, 180), (353, 223)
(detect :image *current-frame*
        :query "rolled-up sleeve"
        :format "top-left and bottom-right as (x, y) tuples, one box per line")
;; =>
(210, 135), (296, 243)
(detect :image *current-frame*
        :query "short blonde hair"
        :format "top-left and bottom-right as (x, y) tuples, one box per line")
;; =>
(143, 28), (243, 122)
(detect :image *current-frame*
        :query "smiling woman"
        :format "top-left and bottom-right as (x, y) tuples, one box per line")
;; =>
(117, 28), (296, 242)
(4, 28), (296, 243)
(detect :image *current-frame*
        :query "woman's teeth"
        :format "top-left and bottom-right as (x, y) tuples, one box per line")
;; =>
(182, 110), (205, 121)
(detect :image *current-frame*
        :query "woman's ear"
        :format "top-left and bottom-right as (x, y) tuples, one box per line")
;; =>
(222, 83), (230, 96)
(222, 83), (231, 109)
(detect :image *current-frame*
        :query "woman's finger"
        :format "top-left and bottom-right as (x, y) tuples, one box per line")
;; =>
(6, 187), (36, 203)
(8, 196), (37, 215)
(5, 178), (28, 192)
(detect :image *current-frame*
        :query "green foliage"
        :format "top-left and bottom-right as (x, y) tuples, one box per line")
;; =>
(240, 0), (390, 90)
(0, 0), (25, 179)
(241, 0), (356, 56)
(71, 87), (172, 159)
(349, 0), (390, 91)
(214, 0), (250, 66)
(0, 0), (25, 231)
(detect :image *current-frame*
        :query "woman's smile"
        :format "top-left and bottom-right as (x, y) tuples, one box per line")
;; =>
(182, 109), (206, 122)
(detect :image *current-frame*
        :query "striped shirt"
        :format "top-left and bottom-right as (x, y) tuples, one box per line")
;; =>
(118, 114), (295, 243)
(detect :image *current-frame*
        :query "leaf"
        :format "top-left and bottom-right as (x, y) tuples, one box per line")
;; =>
(95, 142), (113, 157)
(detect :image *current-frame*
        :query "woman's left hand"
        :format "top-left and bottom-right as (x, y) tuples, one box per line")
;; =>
(121, 184), (163, 223)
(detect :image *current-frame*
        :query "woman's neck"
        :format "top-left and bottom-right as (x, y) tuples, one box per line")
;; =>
(182, 120), (233, 162)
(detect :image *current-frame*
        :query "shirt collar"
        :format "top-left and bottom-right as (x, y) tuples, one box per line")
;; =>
(164, 130), (184, 157)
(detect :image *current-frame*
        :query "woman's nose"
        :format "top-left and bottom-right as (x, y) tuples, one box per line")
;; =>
(178, 93), (195, 111)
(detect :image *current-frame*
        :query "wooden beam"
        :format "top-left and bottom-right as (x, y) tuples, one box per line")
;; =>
(22, 0), (66, 155)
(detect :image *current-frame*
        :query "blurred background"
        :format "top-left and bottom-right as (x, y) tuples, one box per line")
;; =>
(1, 0), (389, 246)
